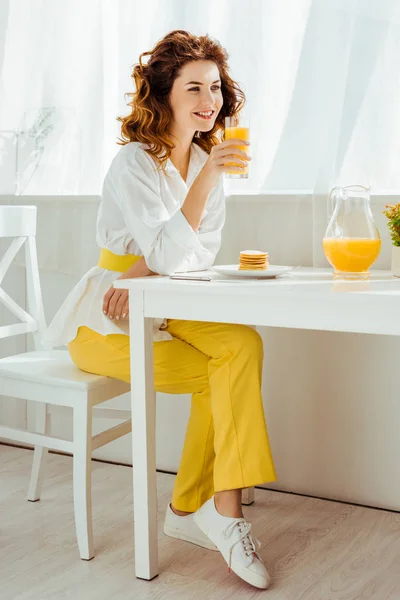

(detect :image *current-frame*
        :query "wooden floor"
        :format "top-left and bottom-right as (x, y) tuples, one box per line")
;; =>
(1, 445), (400, 600)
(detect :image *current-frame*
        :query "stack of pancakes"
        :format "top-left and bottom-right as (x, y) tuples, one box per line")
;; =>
(239, 250), (269, 271)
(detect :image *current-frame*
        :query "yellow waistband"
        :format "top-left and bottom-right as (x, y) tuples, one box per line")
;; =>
(98, 248), (142, 272)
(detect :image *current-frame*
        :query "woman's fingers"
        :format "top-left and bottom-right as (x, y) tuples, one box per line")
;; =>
(217, 140), (250, 158)
(106, 290), (128, 320)
(219, 138), (250, 150)
(105, 288), (123, 319)
(219, 148), (251, 161)
(103, 283), (131, 320)
(217, 154), (248, 167)
(102, 286), (115, 315)
(113, 290), (129, 320)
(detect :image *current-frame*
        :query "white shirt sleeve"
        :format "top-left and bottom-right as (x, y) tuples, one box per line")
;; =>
(112, 147), (225, 276)
(176, 174), (225, 272)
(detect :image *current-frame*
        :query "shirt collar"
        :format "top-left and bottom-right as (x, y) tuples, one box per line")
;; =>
(165, 143), (207, 180)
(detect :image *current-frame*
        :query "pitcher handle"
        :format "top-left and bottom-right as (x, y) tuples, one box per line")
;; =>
(328, 186), (341, 222)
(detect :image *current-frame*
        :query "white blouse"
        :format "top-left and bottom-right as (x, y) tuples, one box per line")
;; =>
(43, 141), (225, 347)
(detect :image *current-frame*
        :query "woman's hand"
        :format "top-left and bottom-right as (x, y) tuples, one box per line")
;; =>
(200, 138), (251, 189)
(103, 286), (129, 321)
(103, 256), (158, 320)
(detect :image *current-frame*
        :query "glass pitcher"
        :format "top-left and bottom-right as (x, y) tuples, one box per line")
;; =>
(322, 185), (381, 279)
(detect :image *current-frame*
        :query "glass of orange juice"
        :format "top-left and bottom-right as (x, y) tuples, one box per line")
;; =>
(224, 115), (250, 178)
(322, 185), (381, 280)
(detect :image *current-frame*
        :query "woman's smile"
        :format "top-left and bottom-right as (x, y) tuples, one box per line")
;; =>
(193, 110), (216, 121)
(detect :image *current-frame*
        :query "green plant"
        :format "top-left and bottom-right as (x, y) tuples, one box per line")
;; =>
(382, 203), (400, 247)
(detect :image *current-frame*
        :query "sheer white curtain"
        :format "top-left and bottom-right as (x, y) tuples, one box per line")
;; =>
(296, 0), (400, 264)
(1, 0), (399, 274)
(1, 0), (398, 194)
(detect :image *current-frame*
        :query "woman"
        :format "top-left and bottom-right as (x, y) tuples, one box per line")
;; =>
(45, 30), (277, 590)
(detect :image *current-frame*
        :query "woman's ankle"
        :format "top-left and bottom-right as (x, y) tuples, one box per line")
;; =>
(214, 490), (244, 519)
(170, 503), (193, 517)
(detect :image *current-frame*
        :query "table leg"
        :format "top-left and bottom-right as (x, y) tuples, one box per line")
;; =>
(129, 289), (158, 580)
(242, 487), (255, 505)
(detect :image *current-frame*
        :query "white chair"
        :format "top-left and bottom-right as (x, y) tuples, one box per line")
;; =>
(0, 205), (132, 560)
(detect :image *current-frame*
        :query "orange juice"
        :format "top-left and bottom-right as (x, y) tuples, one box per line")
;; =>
(322, 237), (381, 273)
(224, 126), (250, 175)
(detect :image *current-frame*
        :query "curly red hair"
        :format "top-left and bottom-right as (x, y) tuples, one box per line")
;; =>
(117, 29), (246, 172)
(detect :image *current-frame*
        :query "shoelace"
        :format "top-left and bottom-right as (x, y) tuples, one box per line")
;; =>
(222, 518), (262, 571)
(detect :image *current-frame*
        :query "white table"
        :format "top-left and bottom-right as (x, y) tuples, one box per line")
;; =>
(114, 267), (400, 580)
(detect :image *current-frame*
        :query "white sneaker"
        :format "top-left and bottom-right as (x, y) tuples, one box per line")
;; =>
(193, 496), (271, 590)
(163, 503), (218, 551)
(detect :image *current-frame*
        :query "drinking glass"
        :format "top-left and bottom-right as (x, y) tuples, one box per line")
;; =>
(224, 115), (250, 179)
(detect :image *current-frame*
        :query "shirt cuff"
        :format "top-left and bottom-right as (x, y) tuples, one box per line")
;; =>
(164, 208), (202, 251)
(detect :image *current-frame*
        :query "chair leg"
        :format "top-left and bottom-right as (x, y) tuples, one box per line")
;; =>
(27, 403), (49, 502)
(73, 402), (94, 560)
(242, 486), (255, 505)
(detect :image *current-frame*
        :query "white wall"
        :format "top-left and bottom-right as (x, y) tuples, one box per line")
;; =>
(2, 193), (400, 511)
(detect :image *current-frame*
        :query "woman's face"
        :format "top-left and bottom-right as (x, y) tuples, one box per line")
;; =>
(169, 60), (223, 136)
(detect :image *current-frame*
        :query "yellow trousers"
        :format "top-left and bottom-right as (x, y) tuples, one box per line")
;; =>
(67, 250), (277, 512)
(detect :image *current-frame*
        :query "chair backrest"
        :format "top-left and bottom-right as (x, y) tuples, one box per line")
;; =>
(0, 205), (49, 349)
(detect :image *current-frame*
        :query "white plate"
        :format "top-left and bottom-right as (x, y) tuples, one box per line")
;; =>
(212, 265), (295, 278)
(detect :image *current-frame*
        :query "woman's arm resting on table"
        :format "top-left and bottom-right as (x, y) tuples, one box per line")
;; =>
(102, 143), (231, 318)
